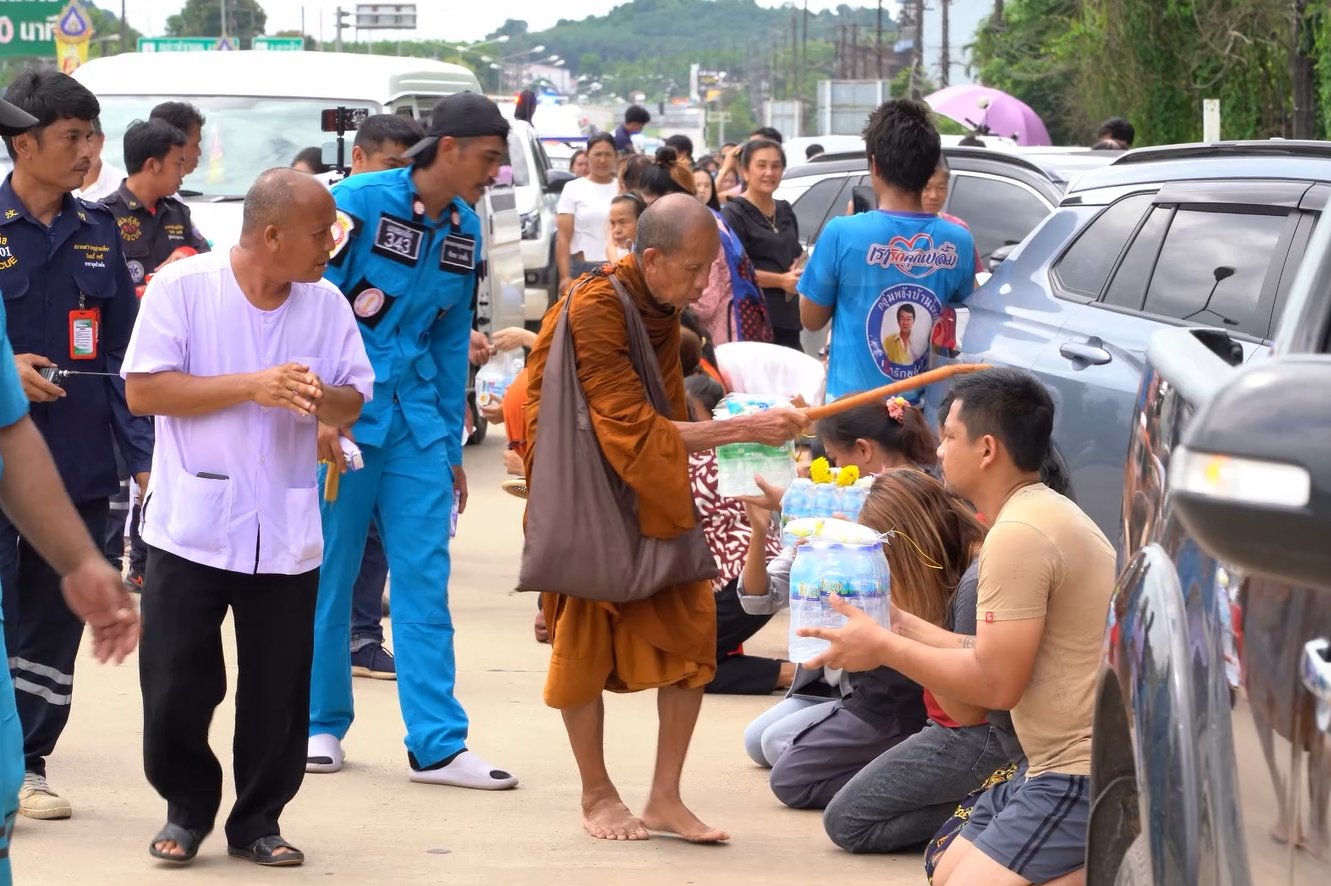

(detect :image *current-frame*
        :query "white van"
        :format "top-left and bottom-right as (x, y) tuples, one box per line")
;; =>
(72, 50), (525, 336)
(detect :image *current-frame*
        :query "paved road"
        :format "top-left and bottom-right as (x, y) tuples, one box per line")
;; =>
(14, 434), (925, 885)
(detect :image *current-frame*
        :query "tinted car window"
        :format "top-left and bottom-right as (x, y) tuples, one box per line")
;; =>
(1054, 194), (1153, 296)
(1103, 206), (1170, 310)
(1143, 208), (1288, 337)
(946, 174), (1050, 261)
(793, 178), (844, 245)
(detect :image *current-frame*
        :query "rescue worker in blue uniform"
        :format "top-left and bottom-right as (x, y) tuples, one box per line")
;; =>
(307, 93), (519, 790)
(0, 71), (153, 821)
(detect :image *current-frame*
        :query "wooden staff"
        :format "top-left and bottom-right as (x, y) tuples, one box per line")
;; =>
(801, 363), (992, 422)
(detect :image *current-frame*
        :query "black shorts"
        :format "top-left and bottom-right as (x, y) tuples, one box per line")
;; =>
(957, 766), (1089, 883)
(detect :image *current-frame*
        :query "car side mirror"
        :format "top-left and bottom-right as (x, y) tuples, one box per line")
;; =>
(1171, 355), (1331, 589)
(545, 169), (576, 195)
(988, 243), (1016, 273)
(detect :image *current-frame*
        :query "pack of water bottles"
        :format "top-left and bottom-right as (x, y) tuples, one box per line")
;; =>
(788, 540), (892, 663)
(713, 394), (797, 497)
(475, 349), (524, 410)
(780, 476), (874, 543)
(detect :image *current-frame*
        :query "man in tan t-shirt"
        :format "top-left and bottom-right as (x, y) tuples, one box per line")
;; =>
(802, 367), (1114, 886)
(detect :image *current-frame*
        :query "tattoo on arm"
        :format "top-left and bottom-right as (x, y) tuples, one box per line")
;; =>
(961, 635), (976, 649)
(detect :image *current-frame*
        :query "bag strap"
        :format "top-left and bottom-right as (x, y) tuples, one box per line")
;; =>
(606, 272), (673, 417)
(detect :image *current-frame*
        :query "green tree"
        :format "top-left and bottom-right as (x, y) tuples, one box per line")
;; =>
(86, 3), (143, 56)
(166, 0), (267, 40)
(578, 51), (603, 77)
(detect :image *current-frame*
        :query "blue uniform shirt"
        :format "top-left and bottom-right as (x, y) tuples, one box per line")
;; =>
(0, 300), (30, 460)
(0, 176), (152, 502)
(324, 166), (478, 466)
(799, 211), (976, 402)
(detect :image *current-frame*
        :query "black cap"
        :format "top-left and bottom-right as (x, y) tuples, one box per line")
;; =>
(402, 93), (511, 160)
(0, 96), (38, 137)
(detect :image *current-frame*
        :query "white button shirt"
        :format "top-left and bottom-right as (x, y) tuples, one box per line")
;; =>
(122, 250), (374, 575)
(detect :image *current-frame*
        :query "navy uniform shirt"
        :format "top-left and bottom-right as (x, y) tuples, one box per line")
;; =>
(100, 181), (209, 290)
(0, 175), (153, 503)
(324, 166), (479, 466)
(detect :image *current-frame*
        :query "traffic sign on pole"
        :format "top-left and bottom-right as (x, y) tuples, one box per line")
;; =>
(137, 37), (222, 52)
(252, 36), (304, 51)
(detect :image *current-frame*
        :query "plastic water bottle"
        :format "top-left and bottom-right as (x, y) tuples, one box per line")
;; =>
(713, 394), (797, 498)
(838, 485), (869, 522)
(781, 478), (815, 526)
(788, 543), (830, 663)
(475, 349), (522, 410)
(811, 482), (841, 519)
(821, 543), (892, 632)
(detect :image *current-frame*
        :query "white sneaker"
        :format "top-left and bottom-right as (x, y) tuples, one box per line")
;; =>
(305, 734), (344, 773)
(409, 750), (518, 790)
(19, 772), (71, 820)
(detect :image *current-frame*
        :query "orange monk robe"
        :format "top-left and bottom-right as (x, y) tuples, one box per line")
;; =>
(523, 257), (717, 709)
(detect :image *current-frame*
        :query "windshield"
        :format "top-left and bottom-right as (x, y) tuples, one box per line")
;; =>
(95, 95), (383, 197)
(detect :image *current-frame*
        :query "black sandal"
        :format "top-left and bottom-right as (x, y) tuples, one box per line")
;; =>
(148, 822), (208, 864)
(227, 834), (305, 867)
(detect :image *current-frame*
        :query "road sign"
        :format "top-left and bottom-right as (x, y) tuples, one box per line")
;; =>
(0, 0), (63, 59)
(216, 36), (235, 51)
(253, 36), (304, 51)
(137, 36), (225, 52)
(354, 4), (416, 30)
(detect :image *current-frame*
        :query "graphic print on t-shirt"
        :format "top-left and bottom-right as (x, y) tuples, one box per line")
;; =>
(864, 232), (961, 380)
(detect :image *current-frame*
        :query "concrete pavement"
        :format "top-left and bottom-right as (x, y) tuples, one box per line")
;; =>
(13, 434), (926, 885)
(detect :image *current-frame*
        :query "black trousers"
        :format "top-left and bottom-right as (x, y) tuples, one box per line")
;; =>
(0, 499), (107, 776)
(706, 580), (784, 695)
(771, 326), (805, 351)
(104, 478), (146, 575)
(140, 547), (318, 846)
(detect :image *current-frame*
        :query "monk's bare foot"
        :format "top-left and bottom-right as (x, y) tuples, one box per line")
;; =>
(582, 794), (649, 841)
(641, 798), (730, 844)
(153, 840), (187, 858)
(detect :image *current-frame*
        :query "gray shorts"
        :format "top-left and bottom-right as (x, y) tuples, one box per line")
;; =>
(958, 767), (1089, 883)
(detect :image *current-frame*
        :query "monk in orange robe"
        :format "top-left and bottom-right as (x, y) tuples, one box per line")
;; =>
(523, 195), (808, 843)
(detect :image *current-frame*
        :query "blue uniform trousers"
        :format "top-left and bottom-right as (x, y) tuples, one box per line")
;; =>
(0, 622), (23, 886)
(309, 406), (468, 766)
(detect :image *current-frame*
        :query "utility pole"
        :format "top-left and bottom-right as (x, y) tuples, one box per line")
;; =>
(876, 0), (883, 80)
(802, 1), (809, 78)
(791, 9), (798, 104)
(913, 0), (925, 98)
(940, 0), (951, 87)
(1292, 0), (1315, 138)
(851, 23), (859, 79)
(220, 0), (228, 37)
(335, 6), (346, 53)
(994, 0), (1005, 25)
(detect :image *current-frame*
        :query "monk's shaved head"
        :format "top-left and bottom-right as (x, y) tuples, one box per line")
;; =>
(636, 193), (721, 309)
(635, 192), (717, 257)
(242, 167), (333, 235)
(238, 167), (339, 283)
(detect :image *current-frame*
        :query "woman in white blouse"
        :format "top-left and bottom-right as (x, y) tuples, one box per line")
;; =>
(555, 132), (619, 294)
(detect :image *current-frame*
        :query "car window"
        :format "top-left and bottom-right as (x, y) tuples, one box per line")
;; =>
(945, 174), (1050, 262)
(1103, 207), (1171, 310)
(1142, 208), (1289, 337)
(792, 178), (845, 245)
(1053, 194), (1153, 296)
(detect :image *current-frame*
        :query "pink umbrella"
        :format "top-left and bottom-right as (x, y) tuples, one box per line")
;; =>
(924, 85), (1052, 146)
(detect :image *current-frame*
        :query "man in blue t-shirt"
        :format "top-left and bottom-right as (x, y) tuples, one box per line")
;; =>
(798, 99), (975, 402)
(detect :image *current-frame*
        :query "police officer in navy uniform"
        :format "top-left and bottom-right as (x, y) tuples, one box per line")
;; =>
(101, 118), (209, 297)
(100, 120), (208, 591)
(0, 71), (152, 821)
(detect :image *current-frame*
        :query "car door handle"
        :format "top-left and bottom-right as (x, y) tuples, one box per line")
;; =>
(1302, 639), (1331, 733)
(1060, 341), (1112, 365)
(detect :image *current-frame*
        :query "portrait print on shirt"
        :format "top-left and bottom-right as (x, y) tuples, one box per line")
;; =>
(798, 211), (976, 401)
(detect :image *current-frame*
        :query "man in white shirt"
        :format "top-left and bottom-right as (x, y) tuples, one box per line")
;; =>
(122, 168), (374, 868)
(73, 117), (124, 202)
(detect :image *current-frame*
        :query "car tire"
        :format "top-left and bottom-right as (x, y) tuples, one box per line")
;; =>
(1113, 834), (1150, 886)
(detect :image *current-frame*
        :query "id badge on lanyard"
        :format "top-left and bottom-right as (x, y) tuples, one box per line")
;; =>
(69, 295), (99, 360)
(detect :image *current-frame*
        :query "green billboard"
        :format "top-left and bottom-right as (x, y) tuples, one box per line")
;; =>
(0, 0), (64, 59)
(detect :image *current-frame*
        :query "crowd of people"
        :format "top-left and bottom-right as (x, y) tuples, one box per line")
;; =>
(0, 63), (1117, 886)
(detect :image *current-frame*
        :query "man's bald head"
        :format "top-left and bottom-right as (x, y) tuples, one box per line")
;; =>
(239, 167), (338, 283)
(242, 167), (333, 236)
(636, 193), (721, 310)
(635, 193), (717, 257)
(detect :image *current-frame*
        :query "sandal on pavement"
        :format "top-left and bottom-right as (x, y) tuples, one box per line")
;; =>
(228, 835), (304, 867)
(148, 822), (208, 864)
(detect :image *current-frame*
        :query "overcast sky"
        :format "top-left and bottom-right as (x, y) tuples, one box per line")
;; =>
(119, 1), (889, 44)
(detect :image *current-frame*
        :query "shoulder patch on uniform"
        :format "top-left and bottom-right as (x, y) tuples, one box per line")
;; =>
(329, 210), (360, 265)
